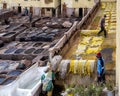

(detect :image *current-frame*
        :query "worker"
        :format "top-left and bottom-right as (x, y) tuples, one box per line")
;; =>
(62, 2), (67, 17)
(4, 18), (10, 25)
(96, 52), (106, 83)
(16, 57), (32, 70)
(41, 65), (55, 96)
(29, 12), (33, 23)
(24, 7), (29, 16)
(97, 15), (107, 38)
(12, 6), (17, 15)
(16, 57), (26, 70)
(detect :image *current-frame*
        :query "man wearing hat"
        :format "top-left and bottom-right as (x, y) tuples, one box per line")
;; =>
(97, 14), (107, 38)
(96, 52), (106, 83)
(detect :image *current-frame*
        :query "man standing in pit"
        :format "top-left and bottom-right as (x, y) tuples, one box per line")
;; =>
(96, 52), (106, 83)
(24, 7), (29, 16)
(29, 12), (33, 23)
(97, 15), (107, 38)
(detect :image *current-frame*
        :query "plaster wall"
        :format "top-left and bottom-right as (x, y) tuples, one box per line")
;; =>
(116, 0), (120, 95)
(61, 0), (96, 8)
(3, 0), (60, 8)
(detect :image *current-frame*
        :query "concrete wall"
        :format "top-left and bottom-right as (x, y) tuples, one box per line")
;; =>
(72, 0), (95, 8)
(101, 0), (116, 1)
(1, 0), (60, 16)
(54, 0), (61, 8)
(7, 0), (41, 8)
(44, 8), (52, 17)
(61, 0), (96, 8)
(61, 0), (96, 17)
(116, 0), (120, 95)
(3, 0), (60, 8)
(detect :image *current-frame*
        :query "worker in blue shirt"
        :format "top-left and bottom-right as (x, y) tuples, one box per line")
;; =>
(24, 7), (29, 16)
(96, 52), (106, 83)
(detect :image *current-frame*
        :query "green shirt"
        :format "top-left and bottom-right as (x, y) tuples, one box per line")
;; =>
(41, 71), (55, 91)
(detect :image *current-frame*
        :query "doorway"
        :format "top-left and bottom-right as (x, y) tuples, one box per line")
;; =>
(41, 8), (45, 16)
(52, 8), (56, 17)
(79, 8), (83, 18)
(30, 6), (33, 14)
(3, 3), (7, 9)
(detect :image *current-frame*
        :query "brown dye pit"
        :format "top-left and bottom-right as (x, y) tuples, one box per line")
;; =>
(40, 56), (49, 61)
(24, 48), (36, 54)
(33, 43), (43, 47)
(1, 77), (16, 85)
(3, 32), (16, 37)
(33, 49), (44, 54)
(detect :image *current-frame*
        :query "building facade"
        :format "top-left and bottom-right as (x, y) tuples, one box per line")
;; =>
(0, 0), (61, 17)
(61, 0), (99, 17)
(0, 0), (100, 17)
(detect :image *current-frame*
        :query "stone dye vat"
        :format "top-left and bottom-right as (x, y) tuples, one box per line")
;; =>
(0, 76), (6, 84)
(14, 48), (25, 54)
(24, 48), (36, 54)
(11, 16), (40, 26)
(1, 77), (16, 85)
(10, 16), (29, 24)
(0, 71), (8, 75)
(0, 64), (47, 96)
(25, 16), (40, 26)
(3, 32), (16, 37)
(0, 40), (4, 48)
(0, 61), (19, 72)
(13, 26), (27, 32)
(41, 43), (50, 49)
(0, 32), (16, 42)
(32, 55), (49, 64)
(0, 24), (26, 43)
(5, 24), (21, 31)
(51, 29), (60, 33)
(33, 49), (44, 55)
(4, 48), (17, 54)
(16, 28), (41, 41)
(7, 70), (22, 77)
(33, 42), (43, 47)
(0, 61), (9, 72)
(0, 41), (49, 60)
(0, 60), (32, 86)
(0, 10), (13, 21)
(35, 17), (51, 27)
(16, 18), (71, 42)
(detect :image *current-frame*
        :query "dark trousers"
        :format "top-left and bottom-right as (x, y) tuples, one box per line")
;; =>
(97, 73), (106, 83)
(97, 26), (107, 38)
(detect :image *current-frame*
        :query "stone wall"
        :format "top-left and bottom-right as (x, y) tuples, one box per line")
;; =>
(116, 0), (120, 95)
